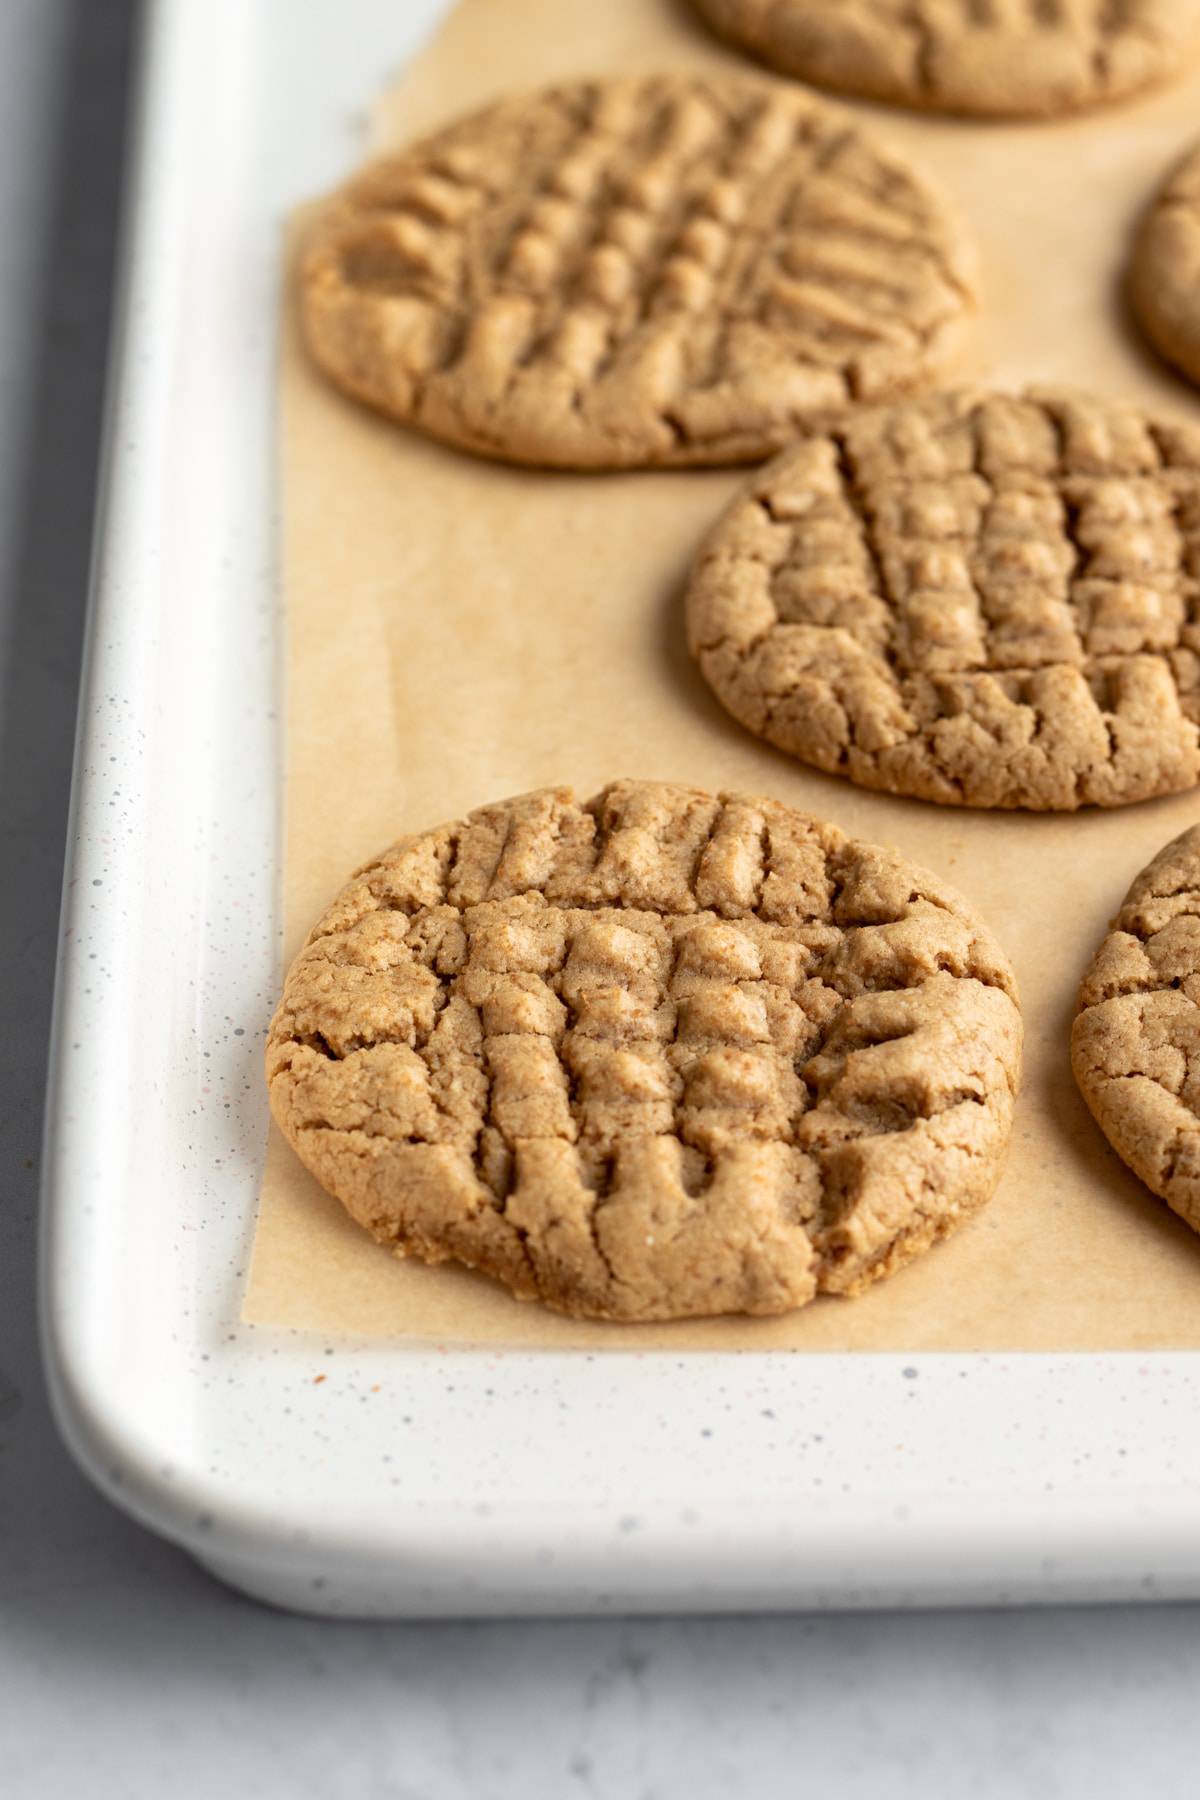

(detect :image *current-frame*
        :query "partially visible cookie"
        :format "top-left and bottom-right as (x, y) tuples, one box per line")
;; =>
(686, 387), (1200, 810)
(1131, 137), (1200, 390)
(1073, 824), (1200, 1234)
(300, 74), (975, 470)
(266, 781), (1022, 1322)
(689, 0), (1200, 119)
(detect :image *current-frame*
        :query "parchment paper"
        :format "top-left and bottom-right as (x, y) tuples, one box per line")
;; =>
(245, 0), (1200, 1349)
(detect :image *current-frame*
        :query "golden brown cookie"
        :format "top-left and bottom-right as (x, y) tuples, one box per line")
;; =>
(300, 74), (975, 470)
(1073, 824), (1200, 1234)
(686, 388), (1200, 810)
(266, 781), (1022, 1322)
(1131, 137), (1200, 391)
(689, 0), (1200, 119)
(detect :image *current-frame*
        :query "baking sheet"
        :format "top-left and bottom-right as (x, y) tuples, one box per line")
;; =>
(245, 0), (1200, 1349)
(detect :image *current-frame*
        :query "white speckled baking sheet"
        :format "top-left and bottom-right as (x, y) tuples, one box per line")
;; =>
(42, 0), (1200, 1618)
(246, 0), (1200, 1350)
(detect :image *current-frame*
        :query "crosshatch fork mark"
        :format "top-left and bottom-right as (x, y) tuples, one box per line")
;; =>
(687, 389), (1200, 810)
(300, 75), (974, 470)
(268, 782), (1022, 1322)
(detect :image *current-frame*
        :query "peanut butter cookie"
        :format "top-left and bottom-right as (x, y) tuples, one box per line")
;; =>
(300, 74), (974, 470)
(266, 781), (1022, 1322)
(689, 0), (1200, 119)
(686, 388), (1200, 810)
(1131, 136), (1200, 391)
(1073, 824), (1200, 1234)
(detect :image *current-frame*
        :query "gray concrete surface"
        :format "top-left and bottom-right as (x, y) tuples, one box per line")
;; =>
(2, 4), (1199, 1796)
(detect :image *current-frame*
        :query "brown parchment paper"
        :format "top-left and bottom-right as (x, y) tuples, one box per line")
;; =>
(245, 0), (1200, 1350)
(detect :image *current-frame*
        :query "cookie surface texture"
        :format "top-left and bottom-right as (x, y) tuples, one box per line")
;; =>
(1131, 137), (1200, 390)
(300, 74), (974, 470)
(1073, 824), (1200, 1233)
(686, 389), (1200, 810)
(689, 0), (1200, 119)
(267, 781), (1022, 1322)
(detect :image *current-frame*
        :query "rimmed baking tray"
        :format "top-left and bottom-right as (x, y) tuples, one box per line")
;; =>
(39, 0), (1200, 1616)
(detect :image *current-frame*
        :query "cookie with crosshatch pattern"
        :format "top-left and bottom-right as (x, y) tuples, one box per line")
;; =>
(266, 781), (1022, 1322)
(688, 0), (1200, 119)
(299, 73), (975, 470)
(686, 388), (1200, 810)
(1131, 135), (1200, 392)
(1074, 823), (1200, 1235)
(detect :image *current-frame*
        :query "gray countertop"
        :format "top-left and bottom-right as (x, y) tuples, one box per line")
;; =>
(3, 4), (1199, 1795)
